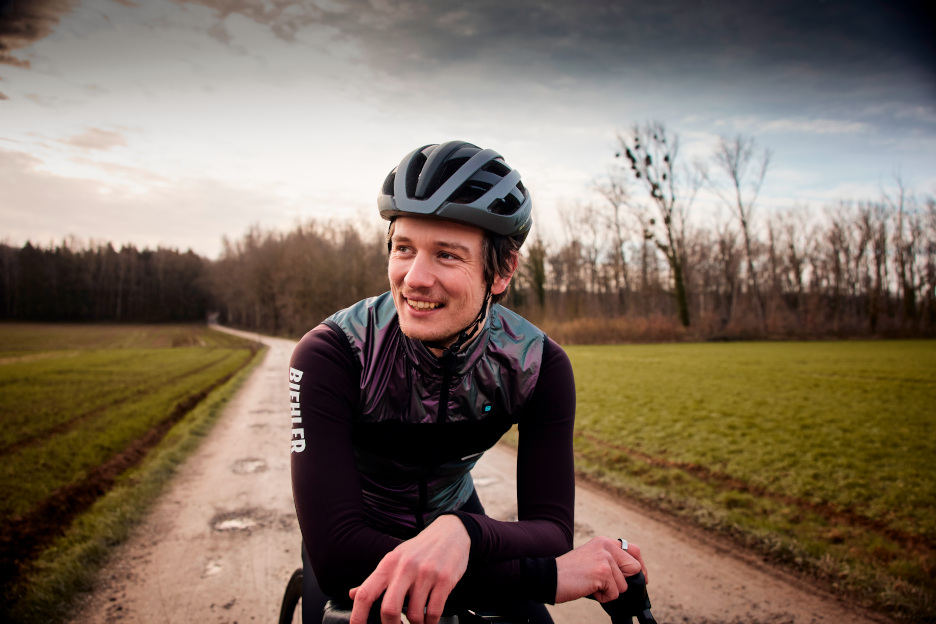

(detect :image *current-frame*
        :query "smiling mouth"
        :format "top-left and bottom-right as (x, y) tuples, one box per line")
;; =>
(405, 297), (443, 310)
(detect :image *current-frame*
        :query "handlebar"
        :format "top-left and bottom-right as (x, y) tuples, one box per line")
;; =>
(595, 570), (656, 624)
(320, 571), (655, 624)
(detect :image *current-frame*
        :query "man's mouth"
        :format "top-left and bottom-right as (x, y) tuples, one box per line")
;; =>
(405, 297), (443, 310)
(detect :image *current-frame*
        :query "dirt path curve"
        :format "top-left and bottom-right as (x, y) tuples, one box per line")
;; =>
(71, 328), (887, 624)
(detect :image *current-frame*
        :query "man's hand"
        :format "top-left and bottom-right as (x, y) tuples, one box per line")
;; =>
(555, 537), (646, 604)
(348, 515), (470, 624)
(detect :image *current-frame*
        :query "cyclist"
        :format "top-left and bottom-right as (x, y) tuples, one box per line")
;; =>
(289, 141), (648, 624)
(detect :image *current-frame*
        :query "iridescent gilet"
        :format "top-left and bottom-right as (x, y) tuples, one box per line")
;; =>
(324, 292), (545, 538)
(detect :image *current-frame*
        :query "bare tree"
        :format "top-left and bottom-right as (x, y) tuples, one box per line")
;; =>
(923, 196), (936, 327)
(884, 176), (921, 327)
(595, 173), (633, 315)
(707, 135), (771, 330)
(613, 122), (698, 327)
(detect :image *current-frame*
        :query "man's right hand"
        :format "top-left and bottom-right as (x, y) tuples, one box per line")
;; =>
(554, 537), (646, 604)
(348, 514), (470, 624)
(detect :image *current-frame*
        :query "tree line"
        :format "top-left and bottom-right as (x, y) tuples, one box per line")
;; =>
(2, 123), (934, 341)
(520, 124), (936, 340)
(0, 241), (211, 323)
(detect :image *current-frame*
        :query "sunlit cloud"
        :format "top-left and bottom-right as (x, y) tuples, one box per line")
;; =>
(60, 127), (128, 150)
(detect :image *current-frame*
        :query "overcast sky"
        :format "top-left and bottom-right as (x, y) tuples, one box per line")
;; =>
(1, 0), (934, 258)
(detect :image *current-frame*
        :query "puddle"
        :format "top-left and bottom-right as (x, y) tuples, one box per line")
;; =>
(203, 558), (223, 577)
(214, 517), (258, 531)
(232, 458), (268, 474)
(210, 508), (267, 533)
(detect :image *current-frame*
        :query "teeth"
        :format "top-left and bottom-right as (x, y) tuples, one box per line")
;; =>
(407, 299), (440, 310)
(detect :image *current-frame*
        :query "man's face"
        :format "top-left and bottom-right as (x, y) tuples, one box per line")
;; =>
(388, 217), (510, 349)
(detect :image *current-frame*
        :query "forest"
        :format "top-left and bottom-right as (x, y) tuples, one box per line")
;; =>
(2, 126), (935, 342)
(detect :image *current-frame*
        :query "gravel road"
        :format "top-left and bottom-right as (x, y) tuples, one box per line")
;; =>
(70, 329), (887, 624)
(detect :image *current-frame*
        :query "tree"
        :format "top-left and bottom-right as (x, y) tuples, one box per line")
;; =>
(613, 122), (696, 327)
(523, 236), (548, 313)
(707, 135), (771, 331)
(595, 174), (633, 315)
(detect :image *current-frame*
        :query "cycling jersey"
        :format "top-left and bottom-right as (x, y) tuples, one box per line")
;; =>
(290, 292), (576, 606)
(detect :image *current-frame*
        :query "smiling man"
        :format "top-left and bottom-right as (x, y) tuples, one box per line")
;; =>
(388, 217), (511, 352)
(289, 141), (648, 624)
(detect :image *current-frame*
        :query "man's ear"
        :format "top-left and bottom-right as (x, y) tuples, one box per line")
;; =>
(490, 253), (519, 296)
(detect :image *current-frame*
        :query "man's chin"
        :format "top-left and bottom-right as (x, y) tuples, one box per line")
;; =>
(398, 322), (456, 348)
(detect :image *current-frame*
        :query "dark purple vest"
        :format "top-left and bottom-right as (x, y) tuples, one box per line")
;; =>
(324, 292), (545, 537)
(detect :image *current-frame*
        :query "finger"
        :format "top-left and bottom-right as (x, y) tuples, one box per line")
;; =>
(406, 583), (431, 624)
(349, 584), (379, 624)
(379, 581), (408, 624)
(601, 553), (628, 603)
(610, 553), (629, 594)
(351, 560), (395, 624)
(609, 546), (642, 578)
(627, 543), (649, 583)
(424, 581), (453, 624)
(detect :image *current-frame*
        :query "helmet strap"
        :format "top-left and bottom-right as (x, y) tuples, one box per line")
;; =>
(424, 290), (492, 358)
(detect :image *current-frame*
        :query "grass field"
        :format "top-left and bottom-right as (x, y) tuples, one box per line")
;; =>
(565, 340), (936, 621)
(0, 323), (262, 623)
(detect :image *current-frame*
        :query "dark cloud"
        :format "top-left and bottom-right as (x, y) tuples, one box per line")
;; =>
(323, 0), (935, 85)
(0, 0), (78, 68)
(171, 0), (934, 110)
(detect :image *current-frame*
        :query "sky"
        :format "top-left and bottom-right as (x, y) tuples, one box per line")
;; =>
(1, 0), (934, 259)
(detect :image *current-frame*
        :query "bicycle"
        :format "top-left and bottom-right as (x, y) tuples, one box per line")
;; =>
(278, 567), (656, 624)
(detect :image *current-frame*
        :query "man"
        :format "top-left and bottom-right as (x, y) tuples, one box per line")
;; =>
(290, 141), (647, 624)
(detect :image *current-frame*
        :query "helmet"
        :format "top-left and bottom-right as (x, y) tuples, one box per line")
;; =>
(378, 141), (532, 245)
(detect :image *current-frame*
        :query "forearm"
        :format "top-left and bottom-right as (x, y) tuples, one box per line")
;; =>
(448, 338), (577, 602)
(290, 324), (401, 596)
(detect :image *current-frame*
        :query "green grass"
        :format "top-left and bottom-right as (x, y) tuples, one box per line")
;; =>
(565, 340), (936, 621)
(0, 322), (263, 624)
(0, 328), (256, 525)
(0, 322), (252, 352)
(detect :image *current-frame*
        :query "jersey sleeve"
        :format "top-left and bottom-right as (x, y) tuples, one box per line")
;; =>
(449, 337), (576, 603)
(290, 323), (403, 598)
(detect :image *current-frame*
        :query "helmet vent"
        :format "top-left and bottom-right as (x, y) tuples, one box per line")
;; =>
(405, 152), (427, 198)
(381, 172), (395, 196)
(488, 195), (521, 216)
(481, 160), (511, 177)
(447, 180), (490, 205)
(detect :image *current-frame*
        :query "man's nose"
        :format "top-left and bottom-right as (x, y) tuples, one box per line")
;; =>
(404, 252), (435, 289)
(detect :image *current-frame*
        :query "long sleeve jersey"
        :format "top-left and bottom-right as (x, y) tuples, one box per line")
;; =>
(289, 293), (576, 606)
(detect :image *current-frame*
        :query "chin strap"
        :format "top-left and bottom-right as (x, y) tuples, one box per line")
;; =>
(423, 291), (491, 357)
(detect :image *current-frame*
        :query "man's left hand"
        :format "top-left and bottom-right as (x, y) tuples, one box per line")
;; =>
(348, 514), (470, 624)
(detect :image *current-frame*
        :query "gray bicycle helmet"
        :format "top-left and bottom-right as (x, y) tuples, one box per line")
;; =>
(378, 141), (533, 245)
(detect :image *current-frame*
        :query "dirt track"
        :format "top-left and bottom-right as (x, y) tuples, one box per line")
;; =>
(70, 329), (888, 624)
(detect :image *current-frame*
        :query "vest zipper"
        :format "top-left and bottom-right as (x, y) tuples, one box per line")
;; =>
(416, 350), (457, 531)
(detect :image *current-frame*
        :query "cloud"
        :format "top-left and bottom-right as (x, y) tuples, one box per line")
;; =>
(176, 0), (325, 44)
(60, 127), (129, 151)
(304, 0), (935, 85)
(761, 119), (872, 135)
(0, 0), (78, 68)
(0, 146), (330, 258)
